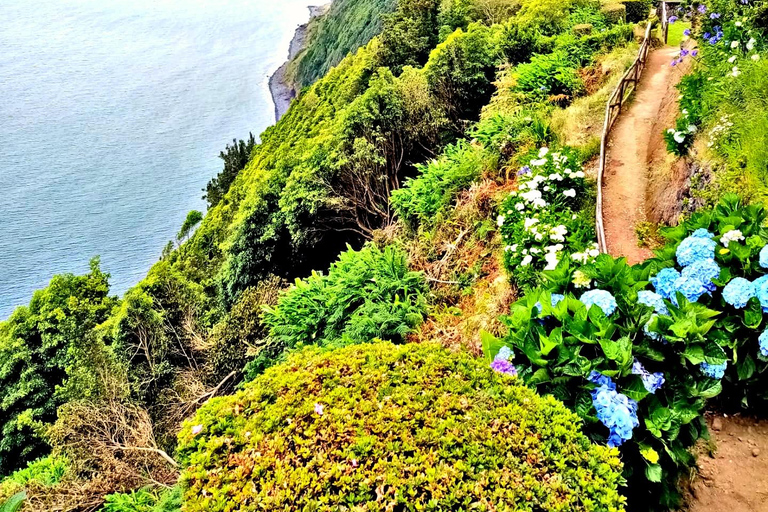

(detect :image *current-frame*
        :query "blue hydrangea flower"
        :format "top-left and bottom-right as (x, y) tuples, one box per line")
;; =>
(674, 276), (708, 303)
(491, 358), (517, 376)
(753, 275), (768, 313)
(759, 245), (768, 269)
(759, 330), (768, 357)
(588, 371), (616, 390)
(551, 293), (565, 307)
(691, 228), (714, 239)
(722, 277), (756, 309)
(682, 258), (720, 292)
(631, 359), (665, 393)
(652, 267), (682, 301)
(590, 376), (639, 448)
(637, 290), (669, 315)
(700, 361), (727, 379)
(495, 346), (512, 362)
(676, 236), (716, 267)
(580, 289), (618, 316)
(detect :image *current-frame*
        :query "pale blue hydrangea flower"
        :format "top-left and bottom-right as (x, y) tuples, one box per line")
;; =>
(551, 293), (565, 307)
(676, 236), (716, 267)
(588, 370), (616, 390)
(760, 245), (768, 269)
(631, 359), (665, 393)
(753, 275), (768, 313)
(674, 276), (708, 303)
(759, 330), (768, 357)
(495, 346), (513, 362)
(700, 361), (727, 379)
(651, 267), (681, 301)
(722, 277), (756, 309)
(580, 289), (618, 316)
(637, 290), (669, 315)
(691, 228), (714, 239)
(682, 258), (720, 292)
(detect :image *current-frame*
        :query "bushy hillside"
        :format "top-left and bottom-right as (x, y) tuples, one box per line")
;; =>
(7, 0), (768, 510)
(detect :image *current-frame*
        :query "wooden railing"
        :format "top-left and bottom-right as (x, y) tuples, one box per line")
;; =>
(595, 18), (655, 253)
(660, 1), (670, 44)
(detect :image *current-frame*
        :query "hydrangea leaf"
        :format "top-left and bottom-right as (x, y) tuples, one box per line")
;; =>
(736, 354), (756, 381)
(644, 463), (663, 483)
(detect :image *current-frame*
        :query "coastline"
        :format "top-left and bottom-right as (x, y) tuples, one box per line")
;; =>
(269, 4), (330, 122)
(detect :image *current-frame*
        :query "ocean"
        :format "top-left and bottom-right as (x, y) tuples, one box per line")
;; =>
(0, 0), (311, 319)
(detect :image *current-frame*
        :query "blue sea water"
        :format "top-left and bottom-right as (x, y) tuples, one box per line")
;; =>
(0, 0), (311, 319)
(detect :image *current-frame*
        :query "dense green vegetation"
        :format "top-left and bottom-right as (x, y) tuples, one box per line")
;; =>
(179, 342), (626, 511)
(7, 0), (768, 509)
(286, 0), (397, 90)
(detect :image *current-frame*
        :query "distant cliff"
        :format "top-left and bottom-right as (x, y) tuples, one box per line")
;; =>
(269, 0), (396, 120)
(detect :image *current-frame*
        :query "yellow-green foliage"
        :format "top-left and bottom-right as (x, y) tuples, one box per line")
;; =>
(601, 4), (627, 24)
(572, 22), (594, 35)
(178, 342), (626, 511)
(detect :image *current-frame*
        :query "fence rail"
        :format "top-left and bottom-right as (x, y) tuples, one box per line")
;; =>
(595, 15), (656, 253)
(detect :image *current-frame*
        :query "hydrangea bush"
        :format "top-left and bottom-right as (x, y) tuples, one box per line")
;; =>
(498, 146), (597, 286)
(490, 194), (768, 510)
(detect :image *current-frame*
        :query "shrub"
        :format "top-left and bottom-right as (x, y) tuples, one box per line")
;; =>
(515, 51), (584, 101)
(102, 486), (181, 512)
(572, 23), (594, 36)
(391, 140), (483, 229)
(618, 0), (652, 23)
(178, 342), (626, 511)
(602, 4), (627, 25)
(260, 244), (428, 370)
(0, 259), (116, 475)
(471, 109), (554, 161)
(498, 146), (597, 287)
(0, 457), (67, 503)
(493, 194), (768, 509)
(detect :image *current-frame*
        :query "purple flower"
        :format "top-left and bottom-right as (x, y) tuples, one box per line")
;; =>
(681, 49), (690, 56)
(671, 59), (679, 66)
(314, 403), (324, 416)
(517, 165), (531, 176)
(710, 12), (721, 19)
(704, 32), (711, 39)
(698, 4), (707, 13)
(191, 424), (203, 435)
(684, 29), (691, 36)
(669, 15), (678, 23)
(491, 358), (518, 376)
(692, 49), (699, 57)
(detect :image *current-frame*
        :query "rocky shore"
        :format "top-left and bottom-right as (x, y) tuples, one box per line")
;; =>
(268, 5), (330, 122)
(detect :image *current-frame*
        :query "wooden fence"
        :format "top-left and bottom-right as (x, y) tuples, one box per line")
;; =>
(594, 15), (657, 253)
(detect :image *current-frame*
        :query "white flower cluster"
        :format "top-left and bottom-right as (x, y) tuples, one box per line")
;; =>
(667, 124), (696, 145)
(706, 114), (734, 150)
(720, 229), (744, 248)
(499, 147), (597, 280)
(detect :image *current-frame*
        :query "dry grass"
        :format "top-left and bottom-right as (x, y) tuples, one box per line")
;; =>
(550, 44), (639, 148)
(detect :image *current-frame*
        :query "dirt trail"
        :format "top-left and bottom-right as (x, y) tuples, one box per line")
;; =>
(688, 415), (768, 512)
(602, 47), (684, 264)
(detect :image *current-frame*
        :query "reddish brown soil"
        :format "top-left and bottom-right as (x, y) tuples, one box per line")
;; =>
(687, 415), (768, 512)
(602, 47), (684, 263)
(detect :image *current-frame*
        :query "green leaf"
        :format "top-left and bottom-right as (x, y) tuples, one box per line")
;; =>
(698, 380), (723, 399)
(480, 330), (505, 363)
(0, 492), (26, 512)
(682, 344), (705, 365)
(737, 354), (756, 381)
(743, 297), (763, 329)
(529, 368), (552, 385)
(644, 464), (662, 483)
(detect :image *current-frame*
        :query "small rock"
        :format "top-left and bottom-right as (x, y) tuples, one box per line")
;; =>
(738, 436), (744, 442)
(752, 448), (760, 457)
(712, 417), (723, 431)
(748, 426), (755, 434)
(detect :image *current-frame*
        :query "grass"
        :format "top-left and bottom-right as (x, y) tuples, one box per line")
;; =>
(667, 21), (691, 47)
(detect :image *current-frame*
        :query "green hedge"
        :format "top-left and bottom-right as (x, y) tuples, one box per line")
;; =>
(602, 4), (627, 25)
(178, 342), (626, 511)
(619, 0), (652, 23)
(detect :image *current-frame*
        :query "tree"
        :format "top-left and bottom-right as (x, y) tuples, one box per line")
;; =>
(0, 259), (116, 475)
(176, 210), (203, 243)
(202, 133), (256, 209)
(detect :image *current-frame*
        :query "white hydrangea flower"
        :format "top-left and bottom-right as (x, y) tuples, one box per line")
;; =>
(538, 147), (549, 158)
(747, 38), (756, 50)
(515, 202), (525, 211)
(530, 158), (547, 166)
(530, 247), (541, 254)
(521, 255), (533, 266)
(548, 173), (563, 181)
(544, 252), (559, 270)
(524, 217), (539, 229)
(732, 66), (741, 77)
(573, 170), (585, 178)
(563, 189), (576, 198)
(720, 229), (744, 247)
(673, 132), (686, 143)
(589, 248), (600, 258)
(735, 21), (742, 27)
(728, 55), (737, 63)
(497, 215), (505, 227)
(731, 40), (740, 49)
(752, 54), (760, 61)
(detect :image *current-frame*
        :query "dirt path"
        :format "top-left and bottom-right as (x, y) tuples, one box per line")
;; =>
(602, 46), (684, 264)
(688, 415), (768, 512)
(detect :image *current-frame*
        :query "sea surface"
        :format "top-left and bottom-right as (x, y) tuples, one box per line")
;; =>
(0, 0), (311, 319)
